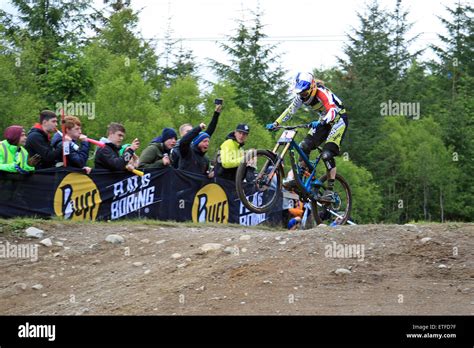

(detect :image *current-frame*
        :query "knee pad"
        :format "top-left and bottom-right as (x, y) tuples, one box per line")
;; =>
(321, 150), (336, 170)
(299, 138), (312, 156)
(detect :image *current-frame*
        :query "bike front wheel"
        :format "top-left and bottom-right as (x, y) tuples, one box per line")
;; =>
(235, 149), (282, 214)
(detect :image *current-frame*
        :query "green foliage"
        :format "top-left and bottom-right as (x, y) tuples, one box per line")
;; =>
(41, 43), (94, 105)
(97, 7), (162, 96)
(210, 10), (290, 124)
(369, 117), (461, 223)
(89, 56), (167, 151)
(158, 76), (203, 130)
(336, 160), (382, 224)
(204, 83), (275, 159)
(159, 22), (198, 88)
(0, 0), (472, 224)
(432, 2), (474, 78)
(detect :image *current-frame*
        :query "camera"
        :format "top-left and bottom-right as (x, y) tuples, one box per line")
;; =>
(214, 98), (223, 105)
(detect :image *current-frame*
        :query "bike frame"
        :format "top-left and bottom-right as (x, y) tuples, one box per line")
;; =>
(288, 139), (324, 195)
(265, 130), (324, 199)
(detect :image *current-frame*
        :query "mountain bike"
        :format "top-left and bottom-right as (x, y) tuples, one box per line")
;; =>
(235, 123), (353, 227)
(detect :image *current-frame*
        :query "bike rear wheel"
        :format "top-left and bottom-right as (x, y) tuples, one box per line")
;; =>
(311, 173), (352, 226)
(235, 149), (282, 214)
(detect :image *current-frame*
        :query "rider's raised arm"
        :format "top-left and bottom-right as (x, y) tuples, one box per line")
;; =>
(274, 95), (303, 125)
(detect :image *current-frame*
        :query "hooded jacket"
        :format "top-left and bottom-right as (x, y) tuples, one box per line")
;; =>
(178, 126), (210, 175)
(215, 131), (245, 181)
(171, 110), (220, 169)
(138, 141), (171, 170)
(0, 140), (35, 173)
(51, 132), (90, 169)
(25, 124), (63, 170)
(94, 138), (135, 171)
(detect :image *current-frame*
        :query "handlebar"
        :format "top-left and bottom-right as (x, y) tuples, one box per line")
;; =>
(272, 124), (311, 131)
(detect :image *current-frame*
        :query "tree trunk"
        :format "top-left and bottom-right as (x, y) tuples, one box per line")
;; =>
(423, 182), (427, 221)
(440, 188), (444, 223)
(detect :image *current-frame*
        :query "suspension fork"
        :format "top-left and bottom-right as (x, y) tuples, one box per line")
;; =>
(256, 142), (290, 185)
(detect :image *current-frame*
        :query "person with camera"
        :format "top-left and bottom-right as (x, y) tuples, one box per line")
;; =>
(94, 122), (140, 172)
(175, 99), (223, 177)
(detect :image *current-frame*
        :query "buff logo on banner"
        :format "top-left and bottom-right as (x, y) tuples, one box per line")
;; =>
(192, 183), (229, 223)
(54, 173), (102, 221)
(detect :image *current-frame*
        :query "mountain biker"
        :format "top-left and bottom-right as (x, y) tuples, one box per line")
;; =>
(266, 72), (348, 202)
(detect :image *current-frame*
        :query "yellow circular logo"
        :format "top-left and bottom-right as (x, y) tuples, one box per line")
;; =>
(54, 173), (102, 221)
(192, 183), (229, 224)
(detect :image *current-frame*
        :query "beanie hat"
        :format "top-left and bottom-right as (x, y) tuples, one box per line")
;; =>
(152, 127), (177, 143)
(161, 127), (177, 142)
(192, 132), (210, 147)
(4, 125), (24, 145)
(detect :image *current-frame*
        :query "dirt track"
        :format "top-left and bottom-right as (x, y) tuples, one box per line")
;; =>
(0, 222), (473, 315)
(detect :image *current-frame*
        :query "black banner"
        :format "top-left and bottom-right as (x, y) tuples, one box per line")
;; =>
(0, 168), (282, 226)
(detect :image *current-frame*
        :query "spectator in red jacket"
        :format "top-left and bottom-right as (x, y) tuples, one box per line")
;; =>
(25, 110), (63, 170)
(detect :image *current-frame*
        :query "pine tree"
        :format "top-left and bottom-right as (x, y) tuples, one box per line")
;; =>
(96, 5), (162, 96)
(210, 9), (289, 124)
(390, 0), (420, 78)
(157, 16), (197, 91)
(159, 26), (197, 87)
(432, 1), (474, 84)
(389, 0), (422, 100)
(430, 1), (474, 220)
(337, 1), (395, 168)
(5, 0), (91, 68)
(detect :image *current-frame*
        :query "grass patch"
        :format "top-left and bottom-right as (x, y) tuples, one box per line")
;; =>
(0, 217), (47, 236)
(0, 217), (284, 235)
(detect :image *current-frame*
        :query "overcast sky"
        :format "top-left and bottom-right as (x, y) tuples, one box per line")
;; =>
(124, 0), (459, 83)
(1, 0), (461, 83)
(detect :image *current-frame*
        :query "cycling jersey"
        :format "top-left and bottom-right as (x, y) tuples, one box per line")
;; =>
(276, 84), (345, 125)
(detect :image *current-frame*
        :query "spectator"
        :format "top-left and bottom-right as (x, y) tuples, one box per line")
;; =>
(179, 124), (193, 135)
(51, 116), (91, 174)
(94, 122), (140, 172)
(288, 216), (302, 230)
(25, 110), (63, 170)
(171, 103), (222, 169)
(170, 123), (192, 169)
(178, 122), (213, 176)
(214, 123), (251, 181)
(0, 126), (40, 173)
(138, 127), (177, 169)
